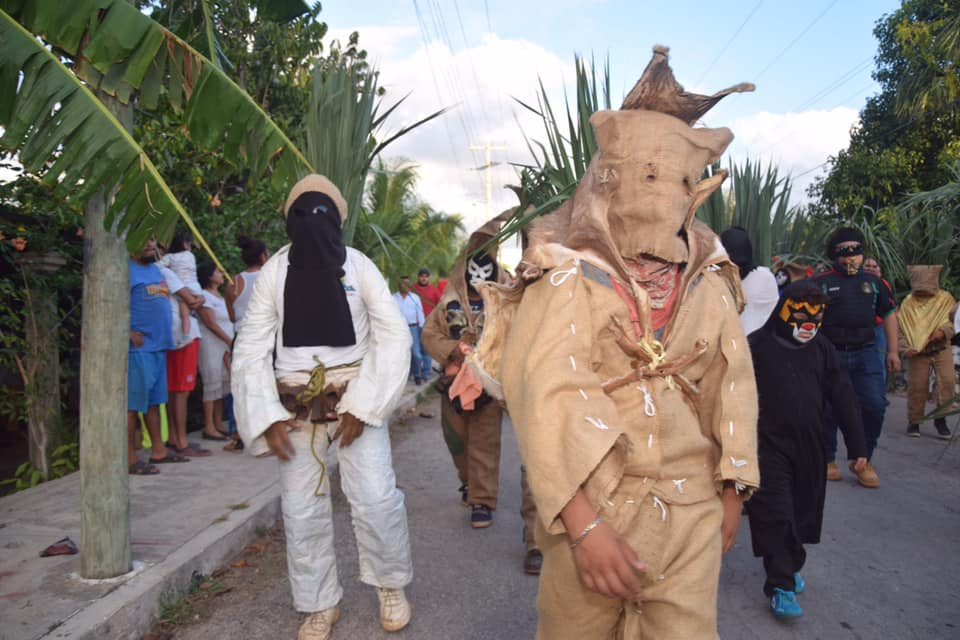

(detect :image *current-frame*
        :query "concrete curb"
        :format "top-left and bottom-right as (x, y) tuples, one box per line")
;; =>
(45, 482), (281, 640)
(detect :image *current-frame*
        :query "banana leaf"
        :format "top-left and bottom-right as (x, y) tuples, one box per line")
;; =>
(0, 1), (312, 248)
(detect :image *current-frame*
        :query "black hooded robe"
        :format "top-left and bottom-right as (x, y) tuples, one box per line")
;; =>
(745, 320), (867, 560)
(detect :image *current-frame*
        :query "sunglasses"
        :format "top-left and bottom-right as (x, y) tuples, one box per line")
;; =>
(833, 243), (863, 257)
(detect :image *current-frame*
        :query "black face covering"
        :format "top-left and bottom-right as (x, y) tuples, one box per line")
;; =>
(282, 191), (357, 348)
(720, 227), (756, 280)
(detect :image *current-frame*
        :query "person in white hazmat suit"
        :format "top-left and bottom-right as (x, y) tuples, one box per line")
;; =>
(232, 174), (414, 640)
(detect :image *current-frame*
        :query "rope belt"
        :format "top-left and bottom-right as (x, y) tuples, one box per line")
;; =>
(278, 358), (362, 497)
(601, 315), (708, 401)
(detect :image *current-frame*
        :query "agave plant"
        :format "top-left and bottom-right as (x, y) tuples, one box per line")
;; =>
(695, 157), (833, 270)
(301, 62), (447, 245)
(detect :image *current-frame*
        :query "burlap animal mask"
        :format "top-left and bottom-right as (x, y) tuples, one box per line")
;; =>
(588, 109), (733, 263)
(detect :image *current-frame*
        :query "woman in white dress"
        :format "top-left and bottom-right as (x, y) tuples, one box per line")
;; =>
(197, 261), (235, 441)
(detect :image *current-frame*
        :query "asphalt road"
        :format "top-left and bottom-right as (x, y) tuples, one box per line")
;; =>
(165, 392), (960, 640)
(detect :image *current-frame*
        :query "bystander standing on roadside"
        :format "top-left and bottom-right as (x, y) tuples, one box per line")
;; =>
(197, 261), (234, 442)
(411, 268), (441, 379)
(156, 261), (209, 457)
(128, 238), (188, 475)
(225, 236), (269, 331)
(393, 276), (427, 385)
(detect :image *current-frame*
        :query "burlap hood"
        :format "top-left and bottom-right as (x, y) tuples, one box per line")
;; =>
(908, 264), (943, 295)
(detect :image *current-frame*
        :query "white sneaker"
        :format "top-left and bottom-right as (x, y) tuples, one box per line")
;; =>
(297, 607), (340, 640)
(376, 587), (412, 632)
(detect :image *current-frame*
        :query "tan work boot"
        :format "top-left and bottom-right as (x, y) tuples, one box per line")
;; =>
(851, 460), (880, 488)
(826, 460), (842, 481)
(297, 607), (340, 640)
(376, 587), (411, 632)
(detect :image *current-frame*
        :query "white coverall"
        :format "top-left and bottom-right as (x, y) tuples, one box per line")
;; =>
(232, 244), (413, 612)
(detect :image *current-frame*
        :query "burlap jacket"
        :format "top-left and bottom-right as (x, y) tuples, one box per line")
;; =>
(502, 224), (759, 535)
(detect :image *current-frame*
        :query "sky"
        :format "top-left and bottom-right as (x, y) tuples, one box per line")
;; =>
(321, 0), (903, 233)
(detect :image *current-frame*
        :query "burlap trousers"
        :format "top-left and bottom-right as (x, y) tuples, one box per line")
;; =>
(440, 395), (503, 509)
(906, 348), (957, 423)
(536, 488), (723, 640)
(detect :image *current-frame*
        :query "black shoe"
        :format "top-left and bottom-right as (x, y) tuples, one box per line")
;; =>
(906, 423), (920, 437)
(470, 504), (493, 529)
(458, 483), (468, 506)
(935, 418), (951, 440)
(414, 376), (424, 385)
(524, 549), (543, 575)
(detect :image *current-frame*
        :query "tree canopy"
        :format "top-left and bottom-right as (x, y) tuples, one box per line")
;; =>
(810, 0), (960, 217)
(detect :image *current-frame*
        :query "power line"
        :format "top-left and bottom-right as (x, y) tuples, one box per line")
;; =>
(794, 57), (872, 112)
(754, 0), (839, 80)
(411, 0), (464, 168)
(695, 1), (764, 86)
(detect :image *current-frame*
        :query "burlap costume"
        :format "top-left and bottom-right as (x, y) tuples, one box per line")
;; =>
(898, 265), (957, 423)
(422, 215), (537, 543)
(499, 47), (759, 639)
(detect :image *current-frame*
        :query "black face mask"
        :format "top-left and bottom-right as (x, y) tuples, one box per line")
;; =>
(286, 192), (346, 272)
(720, 228), (756, 280)
(282, 191), (356, 348)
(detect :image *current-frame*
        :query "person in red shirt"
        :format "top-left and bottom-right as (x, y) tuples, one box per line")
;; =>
(412, 268), (442, 379)
(412, 268), (442, 317)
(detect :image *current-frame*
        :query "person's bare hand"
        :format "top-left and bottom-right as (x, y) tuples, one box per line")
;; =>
(850, 457), (867, 472)
(886, 351), (901, 372)
(444, 361), (461, 377)
(721, 485), (744, 554)
(572, 520), (646, 602)
(931, 329), (946, 342)
(264, 419), (300, 461)
(332, 412), (364, 448)
(130, 330), (144, 348)
(223, 351), (232, 370)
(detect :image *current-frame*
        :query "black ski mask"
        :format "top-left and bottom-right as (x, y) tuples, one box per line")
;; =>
(720, 227), (757, 280)
(282, 190), (356, 347)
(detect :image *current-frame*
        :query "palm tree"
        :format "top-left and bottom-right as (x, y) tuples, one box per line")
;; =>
(895, 12), (960, 117)
(353, 159), (464, 284)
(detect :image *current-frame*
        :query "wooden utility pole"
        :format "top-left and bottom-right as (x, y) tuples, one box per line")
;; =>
(469, 143), (507, 219)
(79, 94), (131, 578)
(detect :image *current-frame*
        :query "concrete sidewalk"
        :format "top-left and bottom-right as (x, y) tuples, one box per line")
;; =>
(0, 379), (433, 640)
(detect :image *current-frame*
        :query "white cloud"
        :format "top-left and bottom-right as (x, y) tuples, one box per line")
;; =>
(724, 107), (860, 204)
(325, 27), (574, 231)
